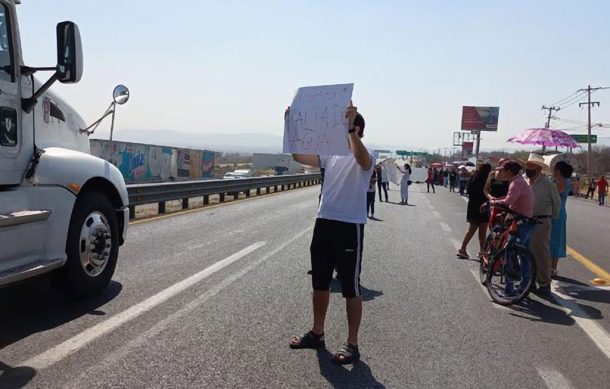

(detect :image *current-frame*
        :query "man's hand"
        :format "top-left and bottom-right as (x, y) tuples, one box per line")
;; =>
(480, 202), (489, 212)
(345, 103), (358, 131)
(284, 106), (290, 120)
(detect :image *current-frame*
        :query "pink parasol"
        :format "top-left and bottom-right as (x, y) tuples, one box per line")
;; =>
(507, 128), (581, 148)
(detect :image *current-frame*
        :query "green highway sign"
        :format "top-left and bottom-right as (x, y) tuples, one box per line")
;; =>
(375, 149), (391, 154)
(570, 134), (597, 144)
(395, 150), (428, 157)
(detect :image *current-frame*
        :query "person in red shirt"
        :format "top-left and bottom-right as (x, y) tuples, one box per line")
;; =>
(597, 176), (608, 206)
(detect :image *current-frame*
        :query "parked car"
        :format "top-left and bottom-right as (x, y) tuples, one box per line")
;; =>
(223, 169), (252, 179)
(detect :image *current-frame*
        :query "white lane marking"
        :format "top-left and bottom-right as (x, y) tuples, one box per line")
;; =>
(468, 269), (508, 312)
(439, 222), (452, 232)
(22, 241), (267, 371)
(551, 285), (610, 360)
(63, 228), (313, 388)
(428, 204), (436, 211)
(450, 238), (461, 251)
(431, 210), (440, 218)
(536, 366), (574, 389)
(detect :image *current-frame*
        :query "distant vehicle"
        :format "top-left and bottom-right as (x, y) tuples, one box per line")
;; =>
(223, 169), (252, 179)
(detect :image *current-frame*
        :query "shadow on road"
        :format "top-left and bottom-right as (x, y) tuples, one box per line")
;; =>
(507, 298), (576, 325)
(0, 276), (122, 349)
(0, 361), (36, 389)
(553, 276), (610, 305)
(316, 347), (385, 389)
(329, 280), (383, 302)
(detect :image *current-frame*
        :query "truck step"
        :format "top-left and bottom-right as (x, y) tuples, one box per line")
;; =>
(0, 209), (51, 228)
(0, 258), (63, 286)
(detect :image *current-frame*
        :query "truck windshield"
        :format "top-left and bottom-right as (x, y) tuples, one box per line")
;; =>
(0, 4), (13, 81)
(0, 5), (13, 82)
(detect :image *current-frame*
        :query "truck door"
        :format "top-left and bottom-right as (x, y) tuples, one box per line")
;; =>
(0, 4), (30, 186)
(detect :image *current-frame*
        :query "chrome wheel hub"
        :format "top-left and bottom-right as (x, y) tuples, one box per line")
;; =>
(79, 212), (111, 277)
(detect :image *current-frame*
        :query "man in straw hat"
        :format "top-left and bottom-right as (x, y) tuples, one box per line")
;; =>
(524, 153), (561, 296)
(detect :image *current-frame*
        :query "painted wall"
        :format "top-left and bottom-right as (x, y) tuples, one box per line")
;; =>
(90, 139), (214, 183)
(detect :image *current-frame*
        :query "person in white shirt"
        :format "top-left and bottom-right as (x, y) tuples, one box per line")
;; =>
(287, 103), (375, 365)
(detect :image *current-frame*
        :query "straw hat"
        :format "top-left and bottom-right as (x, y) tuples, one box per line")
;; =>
(525, 153), (549, 171)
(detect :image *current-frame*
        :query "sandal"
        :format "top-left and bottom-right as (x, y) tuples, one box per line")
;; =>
(289, 331), (325, 349)
(456, 250), (469, 259)
(333, 343), (360, 365)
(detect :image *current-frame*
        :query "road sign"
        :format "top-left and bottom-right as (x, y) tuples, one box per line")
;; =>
(395, 150), (409, 156)
(570, 134), (597, 144)
(375, 149), (391, 154)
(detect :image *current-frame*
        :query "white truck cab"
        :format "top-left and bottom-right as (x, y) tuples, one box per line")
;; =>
(0, 0), (129, 295)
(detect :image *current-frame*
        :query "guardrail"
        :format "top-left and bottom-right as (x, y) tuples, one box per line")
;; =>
(126, 173), (321, 219)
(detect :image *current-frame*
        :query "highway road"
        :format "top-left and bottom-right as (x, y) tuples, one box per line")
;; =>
(1, 184), (609, 388)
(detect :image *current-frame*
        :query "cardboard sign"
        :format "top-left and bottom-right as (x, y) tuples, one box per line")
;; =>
(283, 83), (354, 156)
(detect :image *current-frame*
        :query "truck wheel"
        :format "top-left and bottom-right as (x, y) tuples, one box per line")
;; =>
(52, 191), (119, 296)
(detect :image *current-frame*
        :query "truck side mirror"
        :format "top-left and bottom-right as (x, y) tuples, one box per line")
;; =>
(113, 85), (130, 105)
(56, 21), (83, 84)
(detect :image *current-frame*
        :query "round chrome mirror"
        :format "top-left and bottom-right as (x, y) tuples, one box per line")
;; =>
(112, 84), (130, 105)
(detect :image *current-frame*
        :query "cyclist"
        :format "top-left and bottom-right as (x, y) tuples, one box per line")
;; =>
(485, 160), (535, 295)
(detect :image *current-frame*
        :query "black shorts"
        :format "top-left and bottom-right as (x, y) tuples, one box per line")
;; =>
(310, 218), (364, 298)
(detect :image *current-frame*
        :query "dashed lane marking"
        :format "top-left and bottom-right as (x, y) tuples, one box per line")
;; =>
(431, 210), (440, 218)
(536, 366), (575, 389)
(64, 227), (313, 389)
(21, 241), (267, 371)
(439, 222), (452, 232)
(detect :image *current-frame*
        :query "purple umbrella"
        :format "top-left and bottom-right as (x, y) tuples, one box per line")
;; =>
(507, 128), (581, 148)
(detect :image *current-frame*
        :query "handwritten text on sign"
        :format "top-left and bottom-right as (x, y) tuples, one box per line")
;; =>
(283, 83), (354, 156)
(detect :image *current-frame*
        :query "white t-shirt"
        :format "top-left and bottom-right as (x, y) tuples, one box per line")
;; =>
(318, 151), (376, 224)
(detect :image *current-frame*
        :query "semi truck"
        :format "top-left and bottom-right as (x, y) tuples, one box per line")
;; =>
(0, 0), (129, 296)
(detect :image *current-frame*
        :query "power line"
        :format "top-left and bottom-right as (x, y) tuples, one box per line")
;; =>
(557, 91), (589, 110)
(549, 90), (585, 107)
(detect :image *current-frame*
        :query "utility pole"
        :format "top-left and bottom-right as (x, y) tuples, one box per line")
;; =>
(541, 105), (560, 128)
(540, 106), (559, 154)
(578, 85), (609, 175)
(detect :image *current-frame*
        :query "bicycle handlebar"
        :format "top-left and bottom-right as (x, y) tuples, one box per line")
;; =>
(492, 204), (542, 225)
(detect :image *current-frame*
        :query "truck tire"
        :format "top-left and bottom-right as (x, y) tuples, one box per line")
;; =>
(51, 191), (119, 297)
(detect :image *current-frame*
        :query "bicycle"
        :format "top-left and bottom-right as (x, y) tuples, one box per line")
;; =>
(479, 204), (540, 305)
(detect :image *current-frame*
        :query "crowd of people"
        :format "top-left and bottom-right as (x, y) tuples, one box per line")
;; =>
(575, 175), (609, 206)
(455, 154), (573, 295)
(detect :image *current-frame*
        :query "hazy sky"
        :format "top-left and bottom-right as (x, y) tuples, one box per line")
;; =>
(17, 0), (610, 152)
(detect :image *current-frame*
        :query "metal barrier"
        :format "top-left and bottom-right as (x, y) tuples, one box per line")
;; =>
(126, 173), (321, 219)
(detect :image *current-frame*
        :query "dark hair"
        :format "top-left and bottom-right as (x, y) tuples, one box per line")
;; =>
(471, 162), (492, 184)
(554, 161), (573, 179)
(404, 163), (412, 174)
(501, 160), (522, 175)
(354, 113), (365, 137)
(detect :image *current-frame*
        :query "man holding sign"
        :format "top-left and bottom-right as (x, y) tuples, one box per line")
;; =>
(287, 96), (375, 365)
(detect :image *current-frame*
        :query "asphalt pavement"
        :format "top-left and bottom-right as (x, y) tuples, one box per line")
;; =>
(1, 183), (609, 388)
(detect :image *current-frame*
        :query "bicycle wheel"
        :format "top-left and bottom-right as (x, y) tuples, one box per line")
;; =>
(479, 234), (495, 284)
(484, 243), (536, 305)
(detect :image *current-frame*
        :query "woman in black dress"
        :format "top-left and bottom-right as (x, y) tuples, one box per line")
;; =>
(457, 163), (492, 259)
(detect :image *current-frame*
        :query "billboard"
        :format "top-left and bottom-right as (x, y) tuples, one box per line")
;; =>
(461, 106), (499, 131)
(462, 141), (474, 158)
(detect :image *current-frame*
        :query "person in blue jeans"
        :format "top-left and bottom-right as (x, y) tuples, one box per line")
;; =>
(504, 222), (534, 296)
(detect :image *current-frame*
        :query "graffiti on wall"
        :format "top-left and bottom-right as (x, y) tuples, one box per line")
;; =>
(90, 139), (215, 183)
